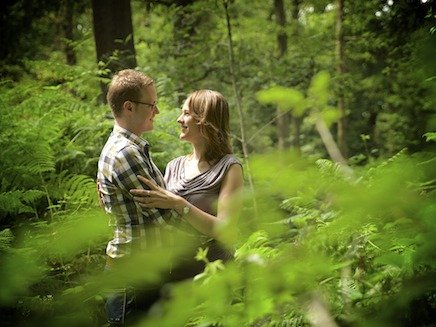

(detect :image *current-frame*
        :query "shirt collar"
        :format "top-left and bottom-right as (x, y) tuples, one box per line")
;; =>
(113, 124), (150, 150)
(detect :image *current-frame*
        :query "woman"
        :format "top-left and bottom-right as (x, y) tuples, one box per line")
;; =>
(130, 89), (244, 266)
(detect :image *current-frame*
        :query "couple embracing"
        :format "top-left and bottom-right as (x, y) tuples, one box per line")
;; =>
(97, 69), (244, 324)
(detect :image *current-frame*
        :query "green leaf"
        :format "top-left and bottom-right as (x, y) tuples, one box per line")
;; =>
(423, 132), (436, 142)
(195, 247), (209, 263)
(308, 70), (330, 107)
(256, 86), (306, 115)
(62, 286), (84, 295)
(373, 252), (404, 268)
(320, 106), (341, 126)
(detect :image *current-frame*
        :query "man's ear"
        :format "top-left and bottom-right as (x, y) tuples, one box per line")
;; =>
(122, 100), (133, 113)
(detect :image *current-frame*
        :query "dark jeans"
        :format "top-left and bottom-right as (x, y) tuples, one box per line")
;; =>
(103, 240), (232, 324)
(103, 258), (162, 325)
(104, 287), (162, 325)
(104, 287), (135, 325)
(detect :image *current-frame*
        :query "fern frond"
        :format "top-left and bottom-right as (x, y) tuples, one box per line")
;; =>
(316, 158), (343, 178)
(235, 230), (279, 261)
(65, 174), (97, 206)
(22, 190), (47, 204)
(1, 117), (56, 186)
(367, 148), (408, 175)
(46, 172), (98, 208)
(0, 228), (14, 252)
(22, 144), (56, 175)
(0, 190), (44, 216)
(0, 148), (54, 189)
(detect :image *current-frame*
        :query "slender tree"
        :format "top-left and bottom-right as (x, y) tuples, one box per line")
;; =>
(59, 0), (77, 65)
(335, 0), (347, 157)
(290, 0), (302, 154)
(274, 0), (291, 150)
(222, 0), (256, 214)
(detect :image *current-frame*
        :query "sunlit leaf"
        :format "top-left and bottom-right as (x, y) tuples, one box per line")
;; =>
(308, 70), (330, 107)
(256, 86), (306, 115)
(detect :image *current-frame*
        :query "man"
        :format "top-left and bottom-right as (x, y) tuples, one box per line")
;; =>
(97, 69), (176, 324)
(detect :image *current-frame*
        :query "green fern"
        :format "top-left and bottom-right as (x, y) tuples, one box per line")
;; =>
(315, 159), (344, 179)
(235, 230), (280, 262)
(0, 190), (45, 217)
(42, 171), (98, 212)
(62, 174), (98, 207)
(365, 148), (408, 180)
(0, 228), (14, 253)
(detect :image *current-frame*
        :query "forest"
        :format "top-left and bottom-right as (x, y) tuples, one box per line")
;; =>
(0, 0), (436, 326)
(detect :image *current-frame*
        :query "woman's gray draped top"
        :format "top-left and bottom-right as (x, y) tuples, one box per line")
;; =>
(164, 154), (242, 216)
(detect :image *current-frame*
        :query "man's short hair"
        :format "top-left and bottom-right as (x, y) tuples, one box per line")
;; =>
(107, 69), (154, 117)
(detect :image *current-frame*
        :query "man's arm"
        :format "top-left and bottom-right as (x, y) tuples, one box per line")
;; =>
(113, 147), (155, 192)
(113, 146), (172, 224)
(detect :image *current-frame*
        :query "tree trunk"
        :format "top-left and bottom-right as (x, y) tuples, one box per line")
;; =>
(315, 116), (352, 177)
(222, 0), (257, 215)
(336, 0), (348, 157)
(60, 0), (76, 65)
(292, 115), (301, 153)
(291, 0), (302, 154)
(274, 0), (287, 56)
(91, 0), (137, 101)
(172, 0), (198, 101)
(223, 0), (248, 161)
(274, 0), (291, 150)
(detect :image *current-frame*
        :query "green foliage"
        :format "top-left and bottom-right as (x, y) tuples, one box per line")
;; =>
(424, 131), (436, 143)
(257, 71), (339, 124)
(0, 208), (109, 325)
(257, 87), (305, 116)
(0, 228), (14, 253)
(0, 190), (45, 217)
(344, 1), (435, 157)
(0, 61), (107, 185)
(159, 150), (435, 327)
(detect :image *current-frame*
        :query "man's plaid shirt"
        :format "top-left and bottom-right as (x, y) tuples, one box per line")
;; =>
(97, 124), (177, 258)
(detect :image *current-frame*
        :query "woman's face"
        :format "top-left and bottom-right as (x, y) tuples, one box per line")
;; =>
(177, 100), (202, 143)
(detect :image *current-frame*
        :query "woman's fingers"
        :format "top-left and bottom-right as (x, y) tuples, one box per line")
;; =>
(130, 188), (150, 196)
(133, 196), (151, 203)
(137, 175), (158, 190)
(129, 175), (169, 207)
(137, 202), (153, 208)
(133, 197), (161, 208)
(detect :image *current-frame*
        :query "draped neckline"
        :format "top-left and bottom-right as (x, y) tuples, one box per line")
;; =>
(180, 155), (222, 183)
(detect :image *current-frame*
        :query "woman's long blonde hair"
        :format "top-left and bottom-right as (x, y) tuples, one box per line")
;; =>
(186, 90), (232, 163)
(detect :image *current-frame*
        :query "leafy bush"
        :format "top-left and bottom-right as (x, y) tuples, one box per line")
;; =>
(1, 148), (434, 326)
(137, 150), (435, 327)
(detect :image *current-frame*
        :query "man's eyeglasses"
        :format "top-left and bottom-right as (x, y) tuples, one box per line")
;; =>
(130, 100), (157, 109)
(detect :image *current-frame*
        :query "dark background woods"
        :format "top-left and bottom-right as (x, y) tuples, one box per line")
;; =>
(2, 0), (435, 159)
(1, 0), (436, 326)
